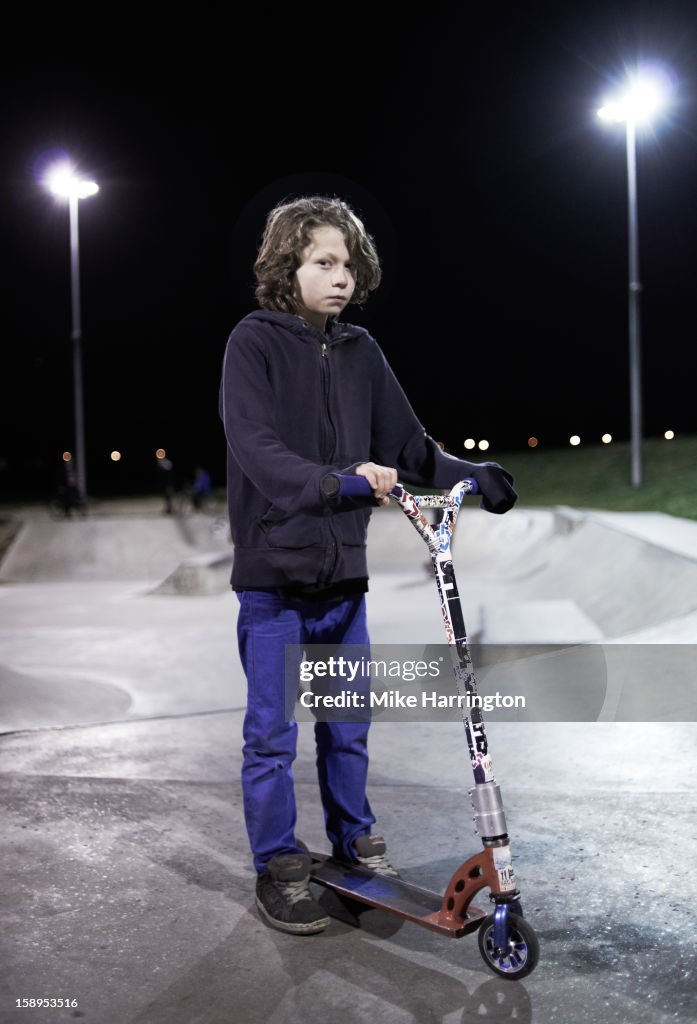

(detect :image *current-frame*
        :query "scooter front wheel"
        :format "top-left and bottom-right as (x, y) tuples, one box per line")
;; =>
(477, 912), (539, 980)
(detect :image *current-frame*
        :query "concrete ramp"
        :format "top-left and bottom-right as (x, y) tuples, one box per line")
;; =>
(447, 506), (697, 641)
(0, 514), (233, 585)
(520, 513), (697, 638)
(2, 504), (696, 637)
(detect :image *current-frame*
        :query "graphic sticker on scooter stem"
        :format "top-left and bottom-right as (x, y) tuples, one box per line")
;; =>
(472, 751), (494, 784)
(435, 561), (456, 643)
(493, 845), (516, 893)
(436, 524), (452, 552)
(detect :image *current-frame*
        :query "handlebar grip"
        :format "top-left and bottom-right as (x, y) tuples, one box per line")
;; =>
(322, 474), (480, 498)
(321, 473), (374, 498)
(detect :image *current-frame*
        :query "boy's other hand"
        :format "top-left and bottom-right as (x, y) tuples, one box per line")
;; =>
(469, 462), (517, 514)
(356, 463), (398, 506)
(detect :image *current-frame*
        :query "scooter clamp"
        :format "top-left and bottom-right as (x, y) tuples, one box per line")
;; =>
(469, 783), (508, 839)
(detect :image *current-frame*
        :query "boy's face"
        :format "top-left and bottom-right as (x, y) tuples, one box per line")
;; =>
(294, 225), (356, 329)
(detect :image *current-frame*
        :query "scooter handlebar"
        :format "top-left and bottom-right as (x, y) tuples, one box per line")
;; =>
(321, 473), (480, 499)
(321, 474), (375, 498)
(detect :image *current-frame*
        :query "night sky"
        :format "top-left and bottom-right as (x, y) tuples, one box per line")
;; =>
(3, 3), (697, 495)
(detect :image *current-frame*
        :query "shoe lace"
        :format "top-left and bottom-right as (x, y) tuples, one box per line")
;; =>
(277, 878), (312, 905)
(356, 852), (399, 876)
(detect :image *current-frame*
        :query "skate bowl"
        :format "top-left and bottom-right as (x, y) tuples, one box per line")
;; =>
(366, 503), (697, 643)
(1, 503), (696, 640)
(362, 503), (697, 724)
(0, 512), (233, 588)
(447, 505), (697, 641)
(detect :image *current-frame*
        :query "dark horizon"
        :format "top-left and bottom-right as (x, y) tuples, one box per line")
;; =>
(2, 4), (697, 497)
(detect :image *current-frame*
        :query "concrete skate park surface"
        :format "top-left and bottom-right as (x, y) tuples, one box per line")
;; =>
(1, 498), (696, 1024)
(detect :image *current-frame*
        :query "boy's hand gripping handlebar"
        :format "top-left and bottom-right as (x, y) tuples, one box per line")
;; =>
(321, 473), (480, 554)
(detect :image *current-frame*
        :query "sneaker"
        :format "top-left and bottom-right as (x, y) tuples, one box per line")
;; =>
(352, 834), (400, 877)
(255, 853), (330, 935)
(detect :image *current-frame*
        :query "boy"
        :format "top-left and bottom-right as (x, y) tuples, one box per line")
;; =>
(220, 196), (516, 935)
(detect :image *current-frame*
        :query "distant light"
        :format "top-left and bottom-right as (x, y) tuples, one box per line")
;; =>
(478, 439), (490, 451)
(597, 68), (671, 124)
(62, 451), (72, 462)
(464, 439), (476, 450)
(664, 430), (675, 440)
(527, 437), (539, 449)
(110, 451), (122, 462)
(44, 161), (99, 200)
(569, 435), (581, 447)
(601, 433), (613, 444)
(156, 448), (167, 459)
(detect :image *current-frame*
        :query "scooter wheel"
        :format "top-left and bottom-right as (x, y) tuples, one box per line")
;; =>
(477, 912), (539, 980)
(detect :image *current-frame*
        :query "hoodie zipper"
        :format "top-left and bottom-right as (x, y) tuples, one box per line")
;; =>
(319, 339), (336, 460)
(319, 337), (339, 582)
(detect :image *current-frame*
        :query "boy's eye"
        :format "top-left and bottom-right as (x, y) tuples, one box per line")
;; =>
(316, 258), (355, 273)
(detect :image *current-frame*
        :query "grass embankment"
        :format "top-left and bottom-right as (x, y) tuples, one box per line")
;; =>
(490, 435), (697, 521)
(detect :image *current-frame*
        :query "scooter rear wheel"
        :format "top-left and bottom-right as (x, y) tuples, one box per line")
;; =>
(477, 912), (539, 980)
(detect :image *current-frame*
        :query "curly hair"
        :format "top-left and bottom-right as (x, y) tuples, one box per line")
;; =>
(254, 196), (382, 314)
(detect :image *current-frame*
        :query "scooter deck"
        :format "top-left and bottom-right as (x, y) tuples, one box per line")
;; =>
(309, 853), (486, 938)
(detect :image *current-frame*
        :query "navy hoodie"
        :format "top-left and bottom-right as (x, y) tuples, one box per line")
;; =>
(219, 310), (516, 589)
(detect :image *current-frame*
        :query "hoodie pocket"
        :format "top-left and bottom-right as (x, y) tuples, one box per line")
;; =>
(259, 506), (322, 549)
(332, 507), (371, 546)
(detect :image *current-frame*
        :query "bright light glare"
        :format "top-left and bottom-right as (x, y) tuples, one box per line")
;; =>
(45, 161), (99, 199)
(569, 435), (581, 447)
(597, 101), (626, 123)
(664, 429), (675, 440)
(478, 440), (489, 451)
(597, 69), (671, 124)
(464, 438), (476, 450)
(602, 433), (613, 444)
(156, 448), (167, 459)
(110, 451), (121, 462)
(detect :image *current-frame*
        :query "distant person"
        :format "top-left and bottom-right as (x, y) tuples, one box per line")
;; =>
(220, 195), (517, 936)
(57, 461), (82, 518)
(192, 466), (212, 510)
(156, 456), (175, 515)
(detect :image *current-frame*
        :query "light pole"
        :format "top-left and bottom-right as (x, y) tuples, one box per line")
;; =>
(44, 162), (99, 505)
(597, 73), (669, 488)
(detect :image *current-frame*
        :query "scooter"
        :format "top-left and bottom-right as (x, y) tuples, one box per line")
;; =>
(308, 474), (539, 980)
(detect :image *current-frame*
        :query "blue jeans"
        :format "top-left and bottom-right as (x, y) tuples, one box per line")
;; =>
(236, 590), (375, 874)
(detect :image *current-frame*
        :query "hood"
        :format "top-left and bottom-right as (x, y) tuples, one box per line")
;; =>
(241, 309), (369, 344)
